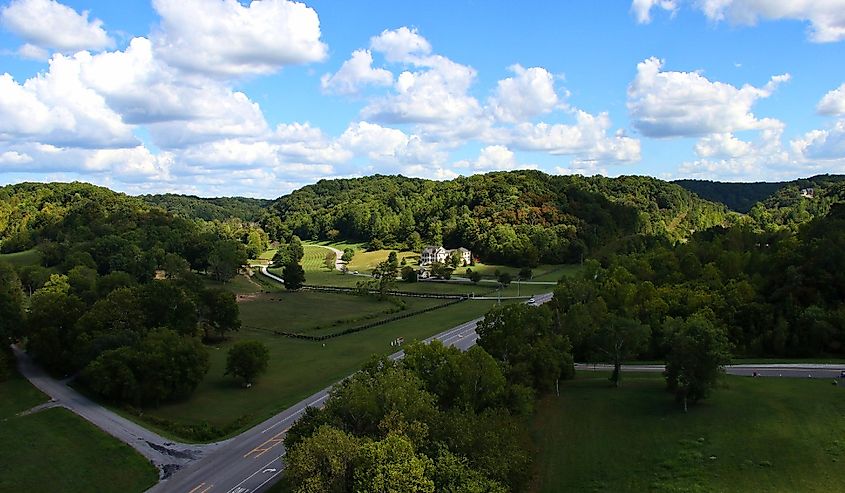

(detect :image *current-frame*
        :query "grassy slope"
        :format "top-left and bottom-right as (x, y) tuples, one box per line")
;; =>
(0, 248), (41, 267)
(0, 374), (156, 493)
(531, 372), (845, 493)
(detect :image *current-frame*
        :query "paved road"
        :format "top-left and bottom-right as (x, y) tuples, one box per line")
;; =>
(576, 363), (845, 379)
(12, 345), (221, 478)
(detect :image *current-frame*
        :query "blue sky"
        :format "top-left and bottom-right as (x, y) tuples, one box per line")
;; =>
(1, 0), (844, 197)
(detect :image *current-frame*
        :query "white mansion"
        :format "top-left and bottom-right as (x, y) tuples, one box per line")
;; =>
(420, 246), (472, 266)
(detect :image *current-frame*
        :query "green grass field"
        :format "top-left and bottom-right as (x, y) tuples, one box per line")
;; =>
(531, 372), (845, 493)
(0, 373), (157, 493)
(137, 298), (502, 441)
(238, 290), (443, 334)
(0, 248), (42, 267)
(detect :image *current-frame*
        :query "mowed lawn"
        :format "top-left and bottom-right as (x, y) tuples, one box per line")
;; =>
(238, 290), (442, 334)
(140, 295), (502, 441)
(0, 374), (157, 493)
(531, 372), (845, 493)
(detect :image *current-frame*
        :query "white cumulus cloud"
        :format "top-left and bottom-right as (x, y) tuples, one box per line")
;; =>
(818, 83), (845, 115)
(631, 0), (678, 23)
(698, 0), (845, 43)
(488, 65), (561, 123)
(628, 57), (789, 138)
(0, 0), (113, 56)
(152, 0), (327, 77)
(633, 0), (845, 43)
(694, 133), (753, 158)
(370, 26), (432, 63)
(321, 49), (393, 95)
(508, 110), (641, 163)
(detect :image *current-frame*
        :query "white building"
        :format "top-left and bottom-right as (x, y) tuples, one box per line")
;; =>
(420, 245), (472, 266)
(421, 246), (448, 265)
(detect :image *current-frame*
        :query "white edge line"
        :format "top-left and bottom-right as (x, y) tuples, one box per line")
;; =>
(227, 454), (285, 493)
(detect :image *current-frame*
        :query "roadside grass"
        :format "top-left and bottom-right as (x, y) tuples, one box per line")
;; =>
(0, 248), (42, 267)
(531, 372), (845, 493)
(0, 373), (156, 493)
(0, 371), (47, 419)
(0, 407), (158, 493)
(134, 298), (502, 442)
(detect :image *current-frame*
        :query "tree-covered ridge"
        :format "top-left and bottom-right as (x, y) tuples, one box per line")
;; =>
(263, 171), (730, 265)
(140, 194), (271, 222)
(0, 181), (153, 252)
(673, 179), (785, 213)
(749, 175), (845, 229)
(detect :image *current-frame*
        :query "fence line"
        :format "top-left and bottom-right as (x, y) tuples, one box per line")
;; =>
(250, 298), (467, 342)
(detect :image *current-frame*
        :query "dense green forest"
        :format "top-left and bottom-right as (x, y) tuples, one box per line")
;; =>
(674, 179), (785, 213)
(262, 171), (731, 265)
(0, 182), (248, 406)
(550, 204), (845, 360)
(140, 193), (271, 222)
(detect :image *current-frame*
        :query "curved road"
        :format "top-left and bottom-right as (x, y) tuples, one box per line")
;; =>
(12, 345), (223, 479)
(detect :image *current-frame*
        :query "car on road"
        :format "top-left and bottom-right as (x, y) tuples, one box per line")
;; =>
(527, 297), (536, 304)
(840, 370), (845, 378)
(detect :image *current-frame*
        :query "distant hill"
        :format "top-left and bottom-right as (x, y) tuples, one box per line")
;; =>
(674, 175), (845, 218)
(264, 171), (730, 265)
(749, 175), (845, 229)
(139, 194), (271, 222)
(673, 179), (785, 213)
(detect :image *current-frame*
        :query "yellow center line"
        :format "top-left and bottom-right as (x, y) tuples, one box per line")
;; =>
(243, 428), (289, 458)
(199, 486), (213, 493)
(187, 483), (207, 493)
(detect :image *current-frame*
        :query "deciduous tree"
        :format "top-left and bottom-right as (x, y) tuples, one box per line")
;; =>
(225, 340), (270, 386)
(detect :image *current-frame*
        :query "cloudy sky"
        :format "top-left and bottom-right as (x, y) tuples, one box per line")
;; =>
(1, 0), (844, 198)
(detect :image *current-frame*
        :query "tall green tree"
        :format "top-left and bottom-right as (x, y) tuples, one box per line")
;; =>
(225, 340), (270, 386)
(353, 433), (434, 493)
(200, 288), (241, 340)
(476, 303), (574, 393)
(208, 239), (247, 282)
(285, 425), (363, 493)
(0, 262), (24, 346)
(664, 314), (732, 411)
(591, 315), (650, 387)
(283, 262), (306, 291)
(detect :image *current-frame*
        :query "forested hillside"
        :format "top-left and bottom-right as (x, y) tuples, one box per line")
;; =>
(748, 175), (845, 229)
(262, 171), (730, 266)
(673, 179), (784, 213)
(140, 194), (270, 222)
(675, 175), (845, 222)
